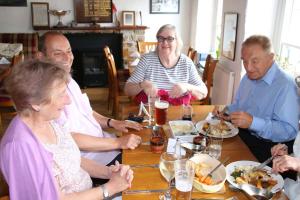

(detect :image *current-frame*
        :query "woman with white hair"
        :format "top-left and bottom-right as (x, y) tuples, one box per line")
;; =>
(124, 24), (207, 105)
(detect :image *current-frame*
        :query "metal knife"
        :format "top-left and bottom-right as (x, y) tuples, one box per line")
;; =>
(253, 156), (274, 171)
(191, 198), (224, 200)
(123, 189), (167, 194)
(130, 164), (159, 168)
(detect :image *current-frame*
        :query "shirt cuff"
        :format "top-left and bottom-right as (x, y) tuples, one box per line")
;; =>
(250, 116), (265, 133)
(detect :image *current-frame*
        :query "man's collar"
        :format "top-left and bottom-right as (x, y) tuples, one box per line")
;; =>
(260, 62), (277, 85)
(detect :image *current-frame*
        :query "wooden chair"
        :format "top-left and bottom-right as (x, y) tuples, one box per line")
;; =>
(199, 54), (218, 105)
(137, 41), (157, 55)
(103, 46), (130, 118)
(0, 52), (23, 131)
(187, 47), (197, 62)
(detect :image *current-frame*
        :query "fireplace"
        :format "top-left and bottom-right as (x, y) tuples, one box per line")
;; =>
(64, 33), (123, 88)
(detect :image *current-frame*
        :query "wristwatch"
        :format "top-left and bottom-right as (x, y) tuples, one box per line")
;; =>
(100, 184), (110, 199)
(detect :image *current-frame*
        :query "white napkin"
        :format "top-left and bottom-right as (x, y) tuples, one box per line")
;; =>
(205, 112), (214, 120)
(0, 57), (10, 64)
(166, 138), (186, 156)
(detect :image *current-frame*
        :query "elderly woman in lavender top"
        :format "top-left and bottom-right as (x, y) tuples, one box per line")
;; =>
(0, 59), (133, 200)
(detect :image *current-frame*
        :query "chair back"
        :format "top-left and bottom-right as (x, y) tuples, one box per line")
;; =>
(104, 46), (121, 117)
(104, 46), (119, 97)
(0, 52), (23, 130)
(187, 47), (197, 62)
(201, 54), (218, 105)
(137, 41), (157, 55)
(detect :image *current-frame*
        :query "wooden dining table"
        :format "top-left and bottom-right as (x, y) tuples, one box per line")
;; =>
(121, 105), (287, 200)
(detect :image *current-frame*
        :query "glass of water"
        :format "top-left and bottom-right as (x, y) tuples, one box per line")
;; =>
(174, 159), (195, 200)
(207, 137), (223, 160)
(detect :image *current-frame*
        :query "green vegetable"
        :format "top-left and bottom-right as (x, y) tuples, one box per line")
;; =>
(231, 170), (243, 179)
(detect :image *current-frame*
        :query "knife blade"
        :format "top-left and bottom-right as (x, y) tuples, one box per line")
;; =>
(130, 164), (159, 168)
(123, 189), (167, 194)
(201, 157), (230, 182)
(191, 198), (224, 200)
(253, 156), (274, 171)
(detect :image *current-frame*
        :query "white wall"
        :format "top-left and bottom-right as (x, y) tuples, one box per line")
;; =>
(219, 0), (247, 99)
(0, 0), (192, 51)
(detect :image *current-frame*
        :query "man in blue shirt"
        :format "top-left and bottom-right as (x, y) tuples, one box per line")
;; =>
(215, 35), (299, 162)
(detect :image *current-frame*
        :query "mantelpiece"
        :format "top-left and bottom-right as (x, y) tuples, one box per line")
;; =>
(34, 26), (148, 31)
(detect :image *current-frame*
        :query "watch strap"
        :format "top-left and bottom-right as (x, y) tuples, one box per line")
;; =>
(100, 184), (109, 199)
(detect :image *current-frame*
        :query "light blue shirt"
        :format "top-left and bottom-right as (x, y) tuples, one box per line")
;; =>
(228, 62), (299, 142)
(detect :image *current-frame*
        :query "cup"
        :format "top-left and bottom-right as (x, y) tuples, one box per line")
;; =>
(174, 159), (195, 200)
(155, 100), (169, 126)
(182, 104), (193, 121)
(150, 126), (165, 153)
(207, 137), (223, 159)
(146, 95), (159, 127)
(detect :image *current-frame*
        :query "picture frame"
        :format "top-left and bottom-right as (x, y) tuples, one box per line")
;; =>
(150, 0), (180, 14)
(122, 11), (135, 26)
(74, 0), (112, 23)
(0, 0), (27, 7)
(31, 2), (50, 30)
(221, 12), (238, 61)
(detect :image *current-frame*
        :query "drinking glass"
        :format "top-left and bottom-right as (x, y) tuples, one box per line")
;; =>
(207, 137), (223, 159)
(145, 94), (159, 128)
(181, 104), (193, 121)
(159, 152), (178, 200)
(174, 159), (195, 200)
(155, 100), (169, 126)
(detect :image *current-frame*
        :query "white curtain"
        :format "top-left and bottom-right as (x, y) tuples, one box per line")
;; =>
(190, 0), (221, 54)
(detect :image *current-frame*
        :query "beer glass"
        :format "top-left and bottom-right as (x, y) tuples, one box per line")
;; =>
(155, 100), (169, 126)
(175, 159), (195, 200)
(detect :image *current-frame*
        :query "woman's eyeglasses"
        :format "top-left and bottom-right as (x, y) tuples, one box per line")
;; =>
(157, 36), (176, 43)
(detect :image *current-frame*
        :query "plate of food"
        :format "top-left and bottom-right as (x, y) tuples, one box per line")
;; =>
(169, 120), (197, 142)
(195, 119), (238, 138)
(226, 160), (284, 193)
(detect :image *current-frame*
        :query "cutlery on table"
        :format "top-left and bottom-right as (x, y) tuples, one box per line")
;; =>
(123, 189), (167, 194)
(191, 198), (225, 200)
(130, 164), (159, 168)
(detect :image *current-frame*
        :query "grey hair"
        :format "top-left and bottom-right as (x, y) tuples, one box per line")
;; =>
(156, 24), (183, 56)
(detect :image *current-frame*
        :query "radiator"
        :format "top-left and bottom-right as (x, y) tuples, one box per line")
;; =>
(211, 64), (235, 105)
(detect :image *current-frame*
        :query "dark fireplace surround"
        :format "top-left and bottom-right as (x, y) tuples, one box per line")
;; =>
(64, 33), (123, 88)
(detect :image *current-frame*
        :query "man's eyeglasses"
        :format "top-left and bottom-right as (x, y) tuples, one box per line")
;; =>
(157, 36), (176, 43)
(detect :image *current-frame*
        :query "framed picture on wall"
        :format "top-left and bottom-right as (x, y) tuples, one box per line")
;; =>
(122, 11), (135, 26)
(221, 12), (238, 61)
(150, 0), (180, 14)
(31, 2), (50, 30)
(0, 0), (27, 7)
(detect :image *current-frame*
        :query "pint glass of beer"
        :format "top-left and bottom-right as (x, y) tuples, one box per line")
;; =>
(174, 159), (195, 200)
(154, 100), (169, 126)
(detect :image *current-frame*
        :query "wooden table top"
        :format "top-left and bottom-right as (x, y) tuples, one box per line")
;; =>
(121, 105), (287, 200)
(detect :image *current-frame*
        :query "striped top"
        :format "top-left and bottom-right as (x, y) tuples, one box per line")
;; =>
(127, 51), (205, 92)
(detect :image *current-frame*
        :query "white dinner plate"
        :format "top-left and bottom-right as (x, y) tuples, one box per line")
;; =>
(226, 160), (284, 193)
(195, 119), (238, 138)
(169, 120), (197, 142)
